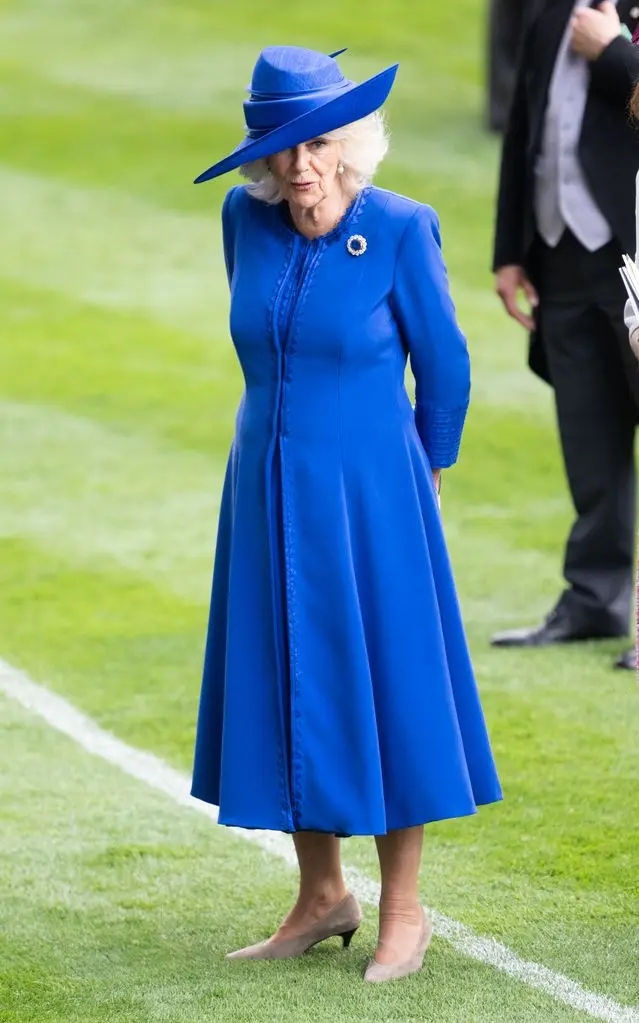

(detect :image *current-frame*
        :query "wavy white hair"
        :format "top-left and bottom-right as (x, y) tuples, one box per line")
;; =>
(239, 112), (389, 204)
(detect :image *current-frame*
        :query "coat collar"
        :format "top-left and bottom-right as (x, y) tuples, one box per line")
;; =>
(531, 0), (634, 26)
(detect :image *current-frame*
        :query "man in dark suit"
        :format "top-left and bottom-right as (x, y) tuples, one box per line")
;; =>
(486, 0), (529, 132)
(492, 0), (639, 670)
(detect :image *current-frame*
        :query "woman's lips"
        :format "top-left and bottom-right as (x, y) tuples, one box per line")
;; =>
(291, 181), (316, 191)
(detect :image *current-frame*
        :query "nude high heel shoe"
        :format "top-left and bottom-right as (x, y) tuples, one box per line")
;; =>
(364, 909), (432, 983)
(226, 892), (363, 961)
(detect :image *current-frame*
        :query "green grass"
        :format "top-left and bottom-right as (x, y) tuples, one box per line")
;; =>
(0, 0), (638, 1020)
(0, 696), (630, 1023)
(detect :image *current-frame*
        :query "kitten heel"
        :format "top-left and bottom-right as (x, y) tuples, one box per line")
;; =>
(226, 892), (363, 961)
(341, 927), (358, 948)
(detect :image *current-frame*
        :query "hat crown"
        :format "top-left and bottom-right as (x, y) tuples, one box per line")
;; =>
(250, 46), (345, 98)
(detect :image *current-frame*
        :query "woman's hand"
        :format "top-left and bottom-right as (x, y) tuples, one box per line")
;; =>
(432, 469), (442, 509)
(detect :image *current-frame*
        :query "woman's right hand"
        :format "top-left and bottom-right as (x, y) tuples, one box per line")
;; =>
(495, 265), (539, 331)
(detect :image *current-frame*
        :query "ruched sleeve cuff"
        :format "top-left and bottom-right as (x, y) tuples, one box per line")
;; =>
(415, 402), (469, 469)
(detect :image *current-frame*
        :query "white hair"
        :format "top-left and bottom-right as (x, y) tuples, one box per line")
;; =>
(239, 111), (389, 204)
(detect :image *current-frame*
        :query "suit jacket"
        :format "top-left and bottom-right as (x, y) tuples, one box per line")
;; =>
(486, 0), (531, 131)
(493, 0), (639, 383)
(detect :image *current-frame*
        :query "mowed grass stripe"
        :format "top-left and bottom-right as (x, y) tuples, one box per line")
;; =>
(0, 157), (553, 420)
(2, 662), (637, 1023)
(0, 396), (571, 628)
(1, 0), (637, 1017)
(0, 0), (501, 235)
(0, 690), (596, 1023)
(0, 400), (225, 601)
(0, 55), (509, 325)
(1, 34), (540, 415)
(0, 0), (484, 106)
(1, 533), (637, 1007)
(0, 166), (228, 337)
(0, 278), (241, 457)
(0, 0), (545, 410)
(0, 163), (492, 334)
(0, 57), (492, 189)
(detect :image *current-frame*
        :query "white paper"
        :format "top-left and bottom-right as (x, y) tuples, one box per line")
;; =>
(619, 255), (639, 323)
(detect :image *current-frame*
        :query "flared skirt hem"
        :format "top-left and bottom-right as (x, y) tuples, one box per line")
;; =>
(189, 788), (503, 836)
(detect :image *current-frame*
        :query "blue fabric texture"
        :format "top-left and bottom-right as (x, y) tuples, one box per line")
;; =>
(191, 184), (503, 835)
(193, 46), (398, 183)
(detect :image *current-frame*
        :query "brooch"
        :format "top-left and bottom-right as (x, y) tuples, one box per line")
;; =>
(346, 234), (367, 257)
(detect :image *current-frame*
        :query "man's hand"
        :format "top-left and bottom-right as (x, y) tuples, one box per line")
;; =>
(571, 1), (621, 61)
(495, 265), (539, 331)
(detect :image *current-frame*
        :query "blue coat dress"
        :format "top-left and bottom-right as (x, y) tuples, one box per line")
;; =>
(191, 184), (502, 835)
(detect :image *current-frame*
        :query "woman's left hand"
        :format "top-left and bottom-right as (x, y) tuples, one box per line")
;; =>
(432, 470), (442, 509)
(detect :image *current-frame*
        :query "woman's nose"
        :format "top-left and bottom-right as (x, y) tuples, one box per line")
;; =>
(292, 146), (310, 172)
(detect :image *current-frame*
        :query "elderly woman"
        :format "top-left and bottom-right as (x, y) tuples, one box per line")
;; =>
(191, 45), (502, 983)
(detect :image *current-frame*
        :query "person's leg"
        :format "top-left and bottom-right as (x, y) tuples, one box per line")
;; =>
(290, 832), (347, 917)
(595, 257), (639, 667)
(269, 832), (347, 941)
(540, 238), (636, 633)
(226, 831), (353, 959)
(545, 306), (636, 629)
(373, 826), (424, 965)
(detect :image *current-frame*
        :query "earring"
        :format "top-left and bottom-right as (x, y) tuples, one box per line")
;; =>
(266, 163), (272, 176)
(338, 163), (344, 174)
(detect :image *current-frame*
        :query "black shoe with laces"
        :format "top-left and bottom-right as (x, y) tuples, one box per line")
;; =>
(613, 648), (637, 671)
(491, 605), (626, 649)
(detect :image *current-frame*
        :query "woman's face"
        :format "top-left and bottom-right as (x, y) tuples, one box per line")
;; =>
(269, 138), (343, 210)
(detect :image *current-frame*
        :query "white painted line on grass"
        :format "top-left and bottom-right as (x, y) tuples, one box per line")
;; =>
(1, 658), (637, 1023)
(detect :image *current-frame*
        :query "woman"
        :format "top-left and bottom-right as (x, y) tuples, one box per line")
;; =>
(191, 45), (502, 983)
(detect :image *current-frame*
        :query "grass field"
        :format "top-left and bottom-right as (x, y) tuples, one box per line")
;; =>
(0, 1), (638, 1021)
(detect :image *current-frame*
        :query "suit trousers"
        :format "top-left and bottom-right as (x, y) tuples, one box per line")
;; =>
(534, 231), (639, 634)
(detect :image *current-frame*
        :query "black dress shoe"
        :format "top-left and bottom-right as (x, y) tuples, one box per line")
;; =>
(491, 607), (623, 648)
(614, 648), (637, 670)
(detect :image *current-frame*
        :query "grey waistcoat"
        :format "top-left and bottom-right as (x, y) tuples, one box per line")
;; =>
(534, 0), (615, 251)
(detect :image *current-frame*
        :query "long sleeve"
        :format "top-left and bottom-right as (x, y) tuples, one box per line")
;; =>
(492, 32), (530, 271)
(391, 206), (470, 469)
(624, 172), (639, 352)
(589, 34), (639, 108)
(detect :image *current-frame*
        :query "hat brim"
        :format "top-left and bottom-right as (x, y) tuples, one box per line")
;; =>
(193, 63), (399, 184)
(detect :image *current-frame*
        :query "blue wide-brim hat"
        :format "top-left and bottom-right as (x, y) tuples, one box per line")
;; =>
(193, 45), (399, 184)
